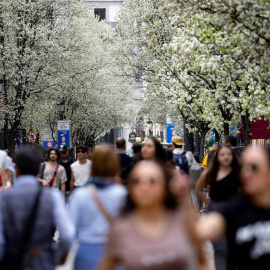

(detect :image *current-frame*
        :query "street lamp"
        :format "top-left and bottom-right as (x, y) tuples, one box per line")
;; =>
(147, 119), (153, 136)
(57, 100), (65, 120)
(0, 78), (3, 94)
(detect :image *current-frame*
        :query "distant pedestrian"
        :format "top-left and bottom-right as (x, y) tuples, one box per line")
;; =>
(140, 136), (166, 163)
(4, 150), (15, 186)
(0, 150), (10, 189)
(116, 137), (133, 182)
(70, 145), (92, 192)
(224, 135), (241, 157)
(37, 148), (67, 199)
(99, 160), (207, 270)
(0, 148), (75, 270)
(70, 145), (127, 270)
(132, 142), (142, 161)
(266, 139), (270, 155)
(59, 145), (74, 204)
(172, 136), (196, 174)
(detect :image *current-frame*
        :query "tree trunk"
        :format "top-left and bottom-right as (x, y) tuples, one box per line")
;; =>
(200, 130), (207, 159)
(241, 110), (251, 146)
(223, 122), (230, 136)
(214, 130), (220, 143)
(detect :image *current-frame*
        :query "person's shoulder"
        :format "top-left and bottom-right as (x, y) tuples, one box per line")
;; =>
(86, 159), (92, 165)
(72, 186), (89, 199)
(109, 184), (128, 196)
(71, 160), (79, 167)
(58, 164), (66, 171)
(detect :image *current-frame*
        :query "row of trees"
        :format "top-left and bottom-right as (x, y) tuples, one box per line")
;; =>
(0, 0), (134, 154)
(117, 0), (270, 153)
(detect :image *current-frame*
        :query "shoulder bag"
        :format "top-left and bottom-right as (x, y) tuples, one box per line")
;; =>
(87, 185), (113, 226)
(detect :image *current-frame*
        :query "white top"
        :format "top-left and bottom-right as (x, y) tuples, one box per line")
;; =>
(0, 151), (9, 170)
(71, 160), (92, 187)
(70, 183), (127, 244)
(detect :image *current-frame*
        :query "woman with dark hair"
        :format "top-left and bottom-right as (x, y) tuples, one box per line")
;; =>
(139, 136), (166, 163)
(195, 145), (241, 270)
(70, 145), (127, 270)
(99, 160), (207, 270)
(197, 146), (270, 270)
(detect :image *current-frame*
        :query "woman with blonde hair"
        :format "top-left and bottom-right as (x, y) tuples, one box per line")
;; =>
(70, 145), (127, 270)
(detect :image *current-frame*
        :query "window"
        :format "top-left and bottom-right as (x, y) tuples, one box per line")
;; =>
(94, 8), (106, 21)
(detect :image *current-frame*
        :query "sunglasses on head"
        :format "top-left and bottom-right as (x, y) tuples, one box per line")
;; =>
(76, 150), (86, 153)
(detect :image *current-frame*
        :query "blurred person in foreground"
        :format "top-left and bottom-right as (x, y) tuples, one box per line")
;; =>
(99, 160), (207, 270)
(0, 148), (75, 270)
(196, 146), (270, 269)
(70, 145), (127, 270)
(196, 145), (241, 270)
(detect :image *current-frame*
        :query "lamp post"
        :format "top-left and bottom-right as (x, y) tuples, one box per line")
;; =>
(147, 119), (153, 136)
(57, 100), (65, 120)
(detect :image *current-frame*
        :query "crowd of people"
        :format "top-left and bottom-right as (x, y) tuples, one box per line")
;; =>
(0, 136), (269, 270)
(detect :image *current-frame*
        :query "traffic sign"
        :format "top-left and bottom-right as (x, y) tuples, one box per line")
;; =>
(43, 141), (56, 148)
(26, 131), (38, 144)
(57, 120), (71, 148)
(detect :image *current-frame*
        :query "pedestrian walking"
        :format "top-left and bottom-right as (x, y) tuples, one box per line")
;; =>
(0, 150), (10, 189)
(99, 160), (207, 270)
(70, 145), (127, 270)
(0, 148), (75, 270)
(195, 145), (241, 270)
(139, 136), (166, 162)
(197, 146), (270, 270)
(59, 145), (74, 204)
(132, 142), (142, 161)
(70, 145), (92, 192)
(172, 136), (197, 174)
(223, 135), (241, 157)
(37, 148), (67, 199)
(116, 137), (133, 182)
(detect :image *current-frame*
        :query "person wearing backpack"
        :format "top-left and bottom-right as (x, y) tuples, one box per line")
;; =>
(172, 136), (196, 174)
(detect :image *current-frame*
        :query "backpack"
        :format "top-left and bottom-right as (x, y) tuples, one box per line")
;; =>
(173, 151), (189, 174)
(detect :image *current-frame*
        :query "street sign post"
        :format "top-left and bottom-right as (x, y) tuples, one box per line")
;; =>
(57, 120), (71, 148)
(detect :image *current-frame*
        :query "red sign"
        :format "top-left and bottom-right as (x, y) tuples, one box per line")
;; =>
(61, 136), (66, 142)
(26, 131), (38, 144)
(46, 141), (53, 148)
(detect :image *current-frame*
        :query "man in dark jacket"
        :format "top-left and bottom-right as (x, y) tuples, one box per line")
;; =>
(0, 148), (75, 270)
(116, 137), (132, 183)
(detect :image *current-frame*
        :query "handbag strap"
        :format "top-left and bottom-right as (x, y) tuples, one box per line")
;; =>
(18, 186), (42, 269)
(87, 185), (113, 226)
(40, 162), (46, 180)
(48, 164), (59, 187)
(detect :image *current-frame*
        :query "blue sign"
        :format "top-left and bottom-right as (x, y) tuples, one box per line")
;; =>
(166, 124), (176, 143)
(43, 141), (57, 148)
(57, 120), (71, 148)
